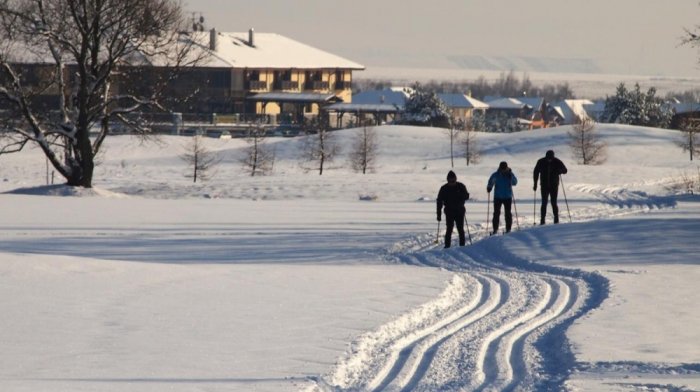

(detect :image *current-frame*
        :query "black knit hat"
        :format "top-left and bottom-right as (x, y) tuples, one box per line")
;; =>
(546, 150), (555, 158)
(498, 161), (508, 171)
(447, 170), (457, 180)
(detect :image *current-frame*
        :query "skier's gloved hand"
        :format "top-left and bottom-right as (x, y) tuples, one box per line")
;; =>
(487, 187), (492, 193)
(465, 192), (470, 201)
(533, 185), (537, 191)
(437, 214), (441, 222)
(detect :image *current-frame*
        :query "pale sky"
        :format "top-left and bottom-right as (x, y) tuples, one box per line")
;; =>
(187, 0), (700, 77)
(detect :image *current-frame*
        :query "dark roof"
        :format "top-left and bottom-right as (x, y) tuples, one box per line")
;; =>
(518, 97), (545, 110)
(326, 103), (402, 113)
(351, 89), (408, 106)
(248, 92), (340, 103)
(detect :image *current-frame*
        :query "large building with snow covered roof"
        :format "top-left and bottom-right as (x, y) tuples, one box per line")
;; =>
(3, 28), (365, 127)
(190, 28), (365, 123)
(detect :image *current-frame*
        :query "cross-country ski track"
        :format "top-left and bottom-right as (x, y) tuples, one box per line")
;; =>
(307, 181), (674, 391)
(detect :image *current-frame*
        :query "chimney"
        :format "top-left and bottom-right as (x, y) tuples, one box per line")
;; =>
(209, 28), (217, 51)
(248, 28), (255, 47)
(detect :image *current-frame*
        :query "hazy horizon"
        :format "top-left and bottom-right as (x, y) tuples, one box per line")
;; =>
(187, 0), (700, 78)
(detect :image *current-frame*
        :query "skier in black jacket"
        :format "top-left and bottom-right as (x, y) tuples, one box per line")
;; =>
(437, 170), (470, 248)
(533, 150), (568, 224)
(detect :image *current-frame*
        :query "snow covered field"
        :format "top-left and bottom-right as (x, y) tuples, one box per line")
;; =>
(0, 124), (698, 391)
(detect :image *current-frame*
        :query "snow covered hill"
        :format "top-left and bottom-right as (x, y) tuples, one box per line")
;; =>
(0, 124), (698, 391)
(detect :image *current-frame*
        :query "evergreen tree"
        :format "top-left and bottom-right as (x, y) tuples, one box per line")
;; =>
(401, 84), (452, 128)
(601, 83), (672, 128)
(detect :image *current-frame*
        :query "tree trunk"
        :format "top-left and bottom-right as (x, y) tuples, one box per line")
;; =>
(66, 130), (95, 188)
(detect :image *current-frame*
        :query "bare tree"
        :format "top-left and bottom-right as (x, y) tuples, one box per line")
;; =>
(301, 114), (339, 175)
(569, 117), (607, 165)
(445, 121), (460, 168)
(462, 123), (481, 166)
(241, 125), (275, 176)
(678, 119), (700, 161)
(349, 124), (379, 174)
(665, 168), (700, 195)
(0, 0), (204, 187)
(181, 135), (218, 183)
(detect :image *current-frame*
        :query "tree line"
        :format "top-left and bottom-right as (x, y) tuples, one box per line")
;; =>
(355, 71), (576, 103)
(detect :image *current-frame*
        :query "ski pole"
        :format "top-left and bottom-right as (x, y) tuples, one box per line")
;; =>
(435, 221), (440, 244)
(560, 175), (572, 223)
(486, 191), (491, 235)
(512, 193), (521, 231)
(464, 214), (472, 245)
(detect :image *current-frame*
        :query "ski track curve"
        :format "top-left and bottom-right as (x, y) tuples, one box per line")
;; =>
(367, 273), (502, 392)
(304, 180), (680, 392)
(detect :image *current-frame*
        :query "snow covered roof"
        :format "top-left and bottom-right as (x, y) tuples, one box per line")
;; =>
(5, 29), (365, 71)
(553, 99), (595, 123)
(326, 103), (402, 113)
(518, 97), (545, 111)
(437, 94), (489, 109)
(185, 30), (365, 70)
(352, 89), (408, 106)
(670, 102), (700, 114)
(487, 98), (529, 110)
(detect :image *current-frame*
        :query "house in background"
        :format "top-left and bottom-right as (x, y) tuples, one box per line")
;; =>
(483, 96), (569, 129)
(181, 28), (365, 125)
(485, 97), (532, 118)
(518, 97), (549, 128)
(352, 88), (410, 107)
(4, 27), (365, 130)
(669, 101), (700, 129)
(326, 87), (409, 127)
(436, 93), (488, 126)
(553, 99), (602, 124)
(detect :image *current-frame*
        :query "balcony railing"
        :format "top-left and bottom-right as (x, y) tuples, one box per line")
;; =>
(335, 81), (352, 90)
(276, 81), (298, 90)
(305, 81), (329, 91)
(247, 80), (268, 90)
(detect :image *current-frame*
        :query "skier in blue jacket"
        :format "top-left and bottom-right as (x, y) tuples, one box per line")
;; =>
(487, 161), (518, 234)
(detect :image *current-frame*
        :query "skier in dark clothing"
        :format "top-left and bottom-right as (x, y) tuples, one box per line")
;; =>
(533, 150), (568, 224)
(487, 161), (518, 234)
(437, 170), (470, 248)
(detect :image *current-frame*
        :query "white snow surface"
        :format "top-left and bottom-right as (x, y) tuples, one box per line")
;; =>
(171, 31), (364, 70)
(0, 124), (699, 392)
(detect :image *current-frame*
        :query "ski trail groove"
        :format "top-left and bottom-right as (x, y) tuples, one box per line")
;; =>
(493, 278), (571, 391)
(469, 276), (551, 391)
(368, 274), (502, 392)
(365, 273), (487, 392)
(503, 277), (582, 392)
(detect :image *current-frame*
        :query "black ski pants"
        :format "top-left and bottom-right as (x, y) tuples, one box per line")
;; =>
(492, 198), (512, 234)
(444, 211), (465, 248)
(540, 186), (560, 224)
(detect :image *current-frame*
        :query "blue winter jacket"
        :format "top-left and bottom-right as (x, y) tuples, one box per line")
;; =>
(487, 170), (518, 199)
